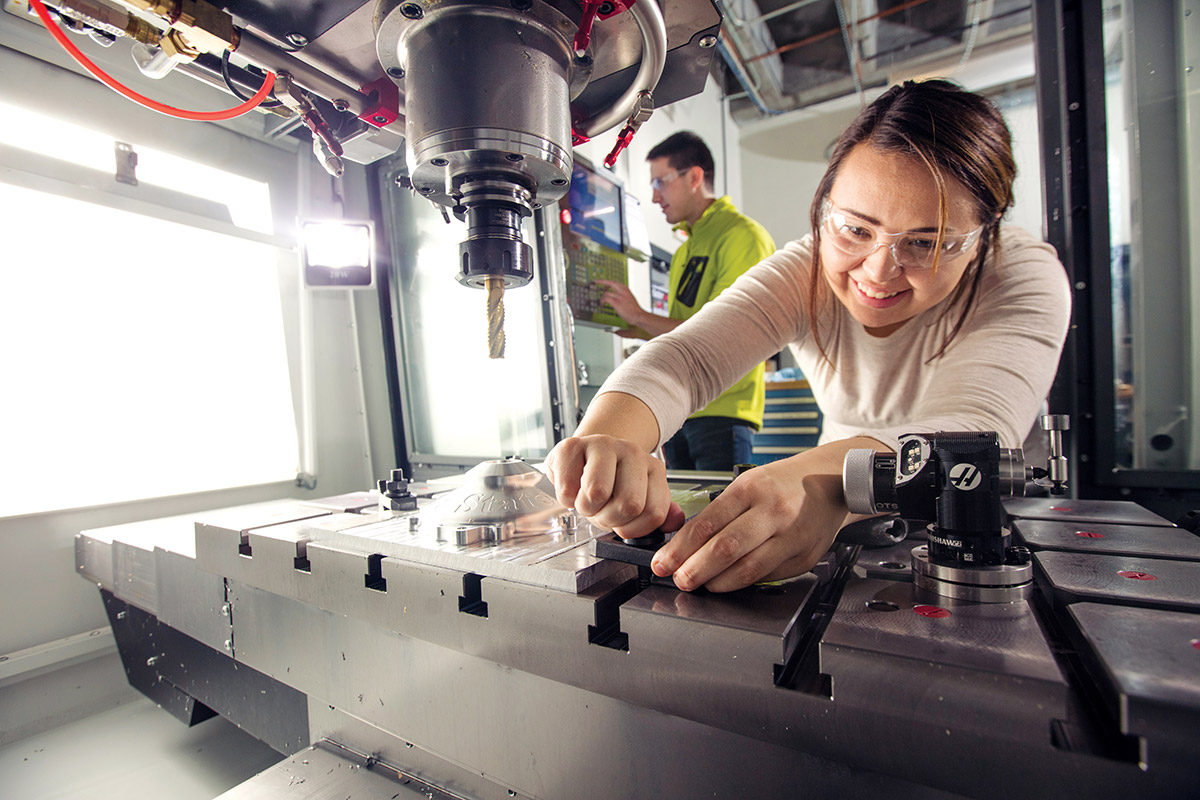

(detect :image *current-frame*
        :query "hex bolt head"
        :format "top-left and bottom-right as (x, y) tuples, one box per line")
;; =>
(699, 34), (717, 48)
(332, 99), (349, 112)
(431, 157), (449, 167)
(400, 3), (424, 19)
(286, 32), (309, 47)
(387, 67), (406, 80)
(372, 115), (388, 124)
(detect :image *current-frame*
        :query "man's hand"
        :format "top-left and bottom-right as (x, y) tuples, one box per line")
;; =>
(648, 438), (884, 592)
(594, 279), (646, 327)
(593, 279), (684, 339)
(547, 434), (685, 540)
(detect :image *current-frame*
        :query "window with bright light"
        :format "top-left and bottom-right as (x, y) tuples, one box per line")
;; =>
(0, 174), (298, 517)
(0, 100), (274, 234)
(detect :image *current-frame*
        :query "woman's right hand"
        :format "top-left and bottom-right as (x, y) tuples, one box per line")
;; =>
(547, 434), (684, 540)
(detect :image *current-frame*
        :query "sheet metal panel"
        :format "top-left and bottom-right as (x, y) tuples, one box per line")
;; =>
(305, 513), (627, 594)
(196, 498), (627, 595)
(853, 539), (922, 581)
(214, 742), (460, 800)
(92, 493), (1200, 798)
(111, 540), (158, 616)
(155, 547), (231, 654)
(1069, 603), (1200, 731)
(75, 531), (114, 591)
(228, 579), (961, 800)
(622, 579), (816, 678)
(820, 577), (1068, 746)
(103, 589), (308, 755)
(1014, 518), (1200, 561)
(1068, 603), (1200, 773)
(1004, 497), (1175, 526)
(1035, 551), (1200, 611)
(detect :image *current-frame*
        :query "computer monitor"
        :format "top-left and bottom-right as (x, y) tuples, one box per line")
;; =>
(560, 159), (630, 329)
(565, 161), (623, 253)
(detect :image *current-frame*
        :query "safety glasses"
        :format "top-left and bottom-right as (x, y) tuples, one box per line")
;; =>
(821, 200), (983, 270)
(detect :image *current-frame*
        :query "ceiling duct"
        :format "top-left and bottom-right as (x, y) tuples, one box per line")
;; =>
(716, 0), (1034, 123)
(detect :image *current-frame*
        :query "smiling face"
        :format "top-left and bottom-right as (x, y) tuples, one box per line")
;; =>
(819, 144), (984, 336)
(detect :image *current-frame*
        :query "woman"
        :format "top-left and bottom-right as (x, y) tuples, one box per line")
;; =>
(547, 80), (1071, 593)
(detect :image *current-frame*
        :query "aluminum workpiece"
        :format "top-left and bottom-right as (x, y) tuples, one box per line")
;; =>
(76, 468), (1200, 799)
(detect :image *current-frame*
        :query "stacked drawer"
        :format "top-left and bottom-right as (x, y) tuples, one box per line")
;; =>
(750, 379), (822, 465)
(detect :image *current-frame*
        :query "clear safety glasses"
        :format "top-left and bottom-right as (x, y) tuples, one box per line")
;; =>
(649, 168), (688, 193)
(821, 200), (983, 270)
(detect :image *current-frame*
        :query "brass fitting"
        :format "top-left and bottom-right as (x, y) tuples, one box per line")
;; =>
(157, 28), (199, 60)
(123, 16), (161, 46)
(44, 0), (160, 45)
(124, 0), (236, 55)
(171, 0), (235, 54)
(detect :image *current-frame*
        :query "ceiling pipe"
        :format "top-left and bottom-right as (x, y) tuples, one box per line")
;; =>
(747, 0), (936, 63)
(723, 0), (826, 29)
(716, 30), (787, 116)
(717, 0), (1033, 123)
(712, 0), (791, 115)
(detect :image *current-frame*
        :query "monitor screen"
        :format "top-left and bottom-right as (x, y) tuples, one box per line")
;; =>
(560, 160), (629, 329)
(565, 162), (623, 253)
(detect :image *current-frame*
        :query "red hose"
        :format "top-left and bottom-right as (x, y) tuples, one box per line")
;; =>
(29, 0), (275, 121)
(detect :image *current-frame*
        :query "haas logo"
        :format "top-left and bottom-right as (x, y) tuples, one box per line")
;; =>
(948, 463), (982, 491)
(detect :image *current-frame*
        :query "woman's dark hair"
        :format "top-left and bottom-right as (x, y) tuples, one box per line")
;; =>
(807, 79), (1016, 361)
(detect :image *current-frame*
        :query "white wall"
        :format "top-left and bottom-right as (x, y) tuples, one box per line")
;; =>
(737, 54), (1046, 250)
(738, 96), (865, 246)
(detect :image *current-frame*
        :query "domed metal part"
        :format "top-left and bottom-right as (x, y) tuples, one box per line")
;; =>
(420, 457), (569, 545)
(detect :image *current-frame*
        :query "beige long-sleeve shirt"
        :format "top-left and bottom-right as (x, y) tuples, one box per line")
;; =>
(598, 226), (1072, 451)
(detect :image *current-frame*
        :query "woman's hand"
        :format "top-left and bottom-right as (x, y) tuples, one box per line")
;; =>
(649, 437), (884, 592)
(547, 434), (685, 540)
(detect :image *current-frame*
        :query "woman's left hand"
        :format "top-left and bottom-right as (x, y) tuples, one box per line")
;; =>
(649, 437), (885, 592)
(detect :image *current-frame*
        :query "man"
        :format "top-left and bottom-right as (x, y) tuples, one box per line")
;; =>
(595, 131), (775, 471)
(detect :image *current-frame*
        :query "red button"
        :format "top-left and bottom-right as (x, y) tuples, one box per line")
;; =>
(559, 209), (572, 225)
(1075, 531), (1105, 539)
(1191, 639), (1200, 651)
(1117, 571), (1157, 581)
(1049, 506), (1072, 511)
(914, 605), (952, 618)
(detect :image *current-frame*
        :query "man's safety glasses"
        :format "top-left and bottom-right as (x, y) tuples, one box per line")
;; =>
(821, 200), (983, 270)
(650, 168), (689, 193)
